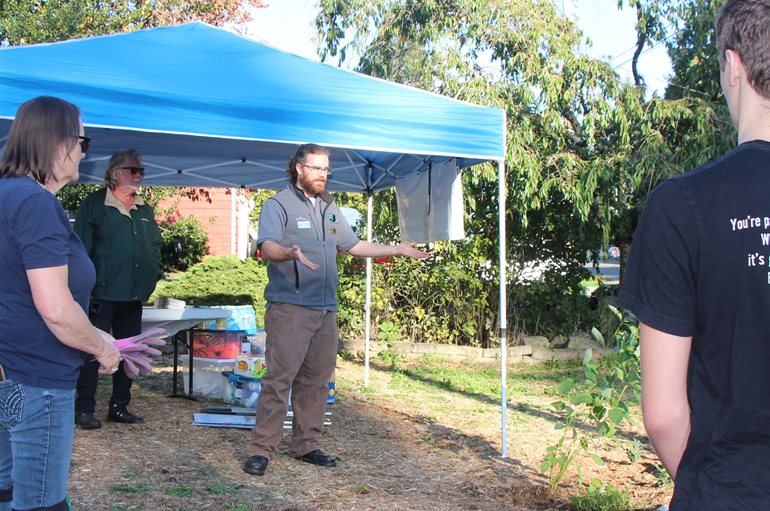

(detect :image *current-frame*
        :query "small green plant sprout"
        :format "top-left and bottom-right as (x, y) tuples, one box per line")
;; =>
(338, 348), (356, 361)
(542, 376), (604, 490)
(108, 483), (152, 494)
(624, 438), (643, 464)
(376, 349), (406, 370)
(164, 485), (197, 496)
(651, 463), (674, 488)
(543, 304), (641, 490)
(571, 479), (632, 511)
(206, 482), (239, 495)
(351, 483), (372, 494)
(541, 424), (593, 491)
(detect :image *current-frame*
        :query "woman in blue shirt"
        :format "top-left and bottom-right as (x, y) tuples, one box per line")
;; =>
(0, 96), (122, 511)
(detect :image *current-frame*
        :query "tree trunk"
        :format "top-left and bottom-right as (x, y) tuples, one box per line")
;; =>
(632, 1), (648, 89)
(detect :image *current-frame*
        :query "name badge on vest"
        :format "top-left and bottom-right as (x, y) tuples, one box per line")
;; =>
(296, 217), (311, 229)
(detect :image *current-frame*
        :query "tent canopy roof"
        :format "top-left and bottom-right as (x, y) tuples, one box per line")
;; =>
(0, 23), (505, 192)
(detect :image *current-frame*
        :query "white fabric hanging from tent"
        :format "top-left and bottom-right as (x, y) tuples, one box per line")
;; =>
(395, 158), (465, 243)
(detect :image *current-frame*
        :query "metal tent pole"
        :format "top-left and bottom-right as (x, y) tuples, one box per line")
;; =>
(364, 192), (374, 386)
(498, 131), (508, 457)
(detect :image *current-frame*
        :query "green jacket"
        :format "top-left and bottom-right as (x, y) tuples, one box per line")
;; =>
(74, 187), (162, 302)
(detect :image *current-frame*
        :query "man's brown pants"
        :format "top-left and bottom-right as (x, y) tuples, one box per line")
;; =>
(247, 303), (337, 459)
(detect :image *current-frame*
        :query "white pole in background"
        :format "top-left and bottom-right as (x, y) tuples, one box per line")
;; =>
(499, 157), (508, 458)
(364, 192), (374, 386)
(498, 110), (508, 458)
(230, 188), (237, 256)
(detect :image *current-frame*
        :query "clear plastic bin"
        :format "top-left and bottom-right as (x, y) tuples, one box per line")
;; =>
(223, 372), (261, 407)
(178, 355), (234, 398)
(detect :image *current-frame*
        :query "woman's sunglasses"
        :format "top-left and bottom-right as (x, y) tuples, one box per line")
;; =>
(74, 135), (91, 153)
(121, 166), (145, 176)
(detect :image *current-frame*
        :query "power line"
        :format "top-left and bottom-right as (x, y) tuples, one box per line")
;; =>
(609, 19), (677, 68)
(563, 0), (574, 19)
(581, 0), (620, 30)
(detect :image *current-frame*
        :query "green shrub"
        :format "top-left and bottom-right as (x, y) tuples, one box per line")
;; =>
(335, 239), (599, 346)
(57, 184), (100, 213)
(159, 215), (209, 271)
(376, 349), (406, 370)
(509, 272), (596, 340)
(153, 255), (267, 326)
(336, 255), (371, 340)
(383, 253), (491, 346)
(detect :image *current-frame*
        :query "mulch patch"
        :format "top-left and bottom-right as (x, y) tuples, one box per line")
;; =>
(67, 356), (671, 510)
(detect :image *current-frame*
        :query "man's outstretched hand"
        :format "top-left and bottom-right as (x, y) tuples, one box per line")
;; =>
(396, 243), (430, 259)
(292, 244), (320, 271)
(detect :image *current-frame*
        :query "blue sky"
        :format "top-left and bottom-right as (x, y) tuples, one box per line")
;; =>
(571, 0), (672, 94)
(244, 0), (672, 95)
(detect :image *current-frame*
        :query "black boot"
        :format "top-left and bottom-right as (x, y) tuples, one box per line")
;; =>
(243, 455), (269, 476)
(75, 411), (102, 430)
(107, 404), (144, 424)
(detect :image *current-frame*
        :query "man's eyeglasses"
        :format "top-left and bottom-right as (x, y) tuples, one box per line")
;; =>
(121, 166), (145, 176)
(301, 164), (333, 175)
(73, 135), (91, 153)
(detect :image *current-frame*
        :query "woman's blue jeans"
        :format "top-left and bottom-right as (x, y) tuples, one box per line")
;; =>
(0, 380), (73, 511)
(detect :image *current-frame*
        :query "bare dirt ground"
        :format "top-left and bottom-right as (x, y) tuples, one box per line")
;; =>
(68, 356), (672, 511)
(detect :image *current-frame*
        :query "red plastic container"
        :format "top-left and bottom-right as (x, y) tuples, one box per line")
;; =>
(191, 330), (243, 359)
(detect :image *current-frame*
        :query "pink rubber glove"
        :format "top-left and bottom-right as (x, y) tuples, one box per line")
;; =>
(114, 328), (167, 378)
(117, 327), (167, 347)
(122, 351), (153, 378)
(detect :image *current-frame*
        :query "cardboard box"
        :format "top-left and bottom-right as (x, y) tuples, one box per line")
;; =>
(234, 355), (267, 379)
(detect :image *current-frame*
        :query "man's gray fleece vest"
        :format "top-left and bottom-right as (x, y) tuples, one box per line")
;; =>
(263, 187), (343, 309)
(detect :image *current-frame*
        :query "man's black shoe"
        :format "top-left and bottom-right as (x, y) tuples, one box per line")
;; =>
(243, 455), (268, 476)
(298, 449), (337, 467)
(106, 405), (144, 424)
(75, 412), (102, 430)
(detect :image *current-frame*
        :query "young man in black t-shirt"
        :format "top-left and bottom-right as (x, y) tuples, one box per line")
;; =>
(617, 1), (770, 509)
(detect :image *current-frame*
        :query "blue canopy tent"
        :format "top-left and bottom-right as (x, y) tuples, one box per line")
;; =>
(0, 23), (512, 454)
